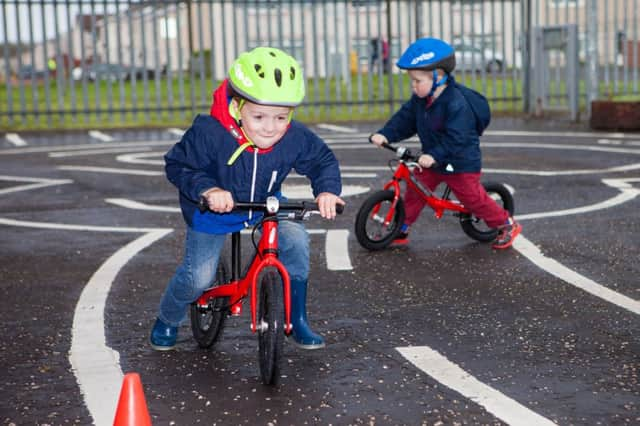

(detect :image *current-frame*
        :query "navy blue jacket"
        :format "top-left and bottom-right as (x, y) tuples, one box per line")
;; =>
(165, 114), (342, 234)
(377, 77), (485, 173)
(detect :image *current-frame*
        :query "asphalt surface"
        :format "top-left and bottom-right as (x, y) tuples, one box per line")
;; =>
(1, 118), (639, 425)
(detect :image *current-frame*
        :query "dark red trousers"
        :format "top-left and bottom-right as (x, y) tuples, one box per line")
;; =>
(403, 168), (509, 229)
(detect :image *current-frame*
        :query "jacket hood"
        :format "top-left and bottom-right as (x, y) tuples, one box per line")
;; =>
(209, 79), (257, 154)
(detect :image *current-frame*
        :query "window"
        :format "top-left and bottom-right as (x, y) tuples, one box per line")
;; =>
(160, 17), (177, 40)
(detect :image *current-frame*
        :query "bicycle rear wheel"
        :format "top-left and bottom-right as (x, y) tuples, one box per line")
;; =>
(460, 182), (515, 242)
(190, 260), (229, 348)
(257, 267), (284, 385)
(354, 190), (405, 250)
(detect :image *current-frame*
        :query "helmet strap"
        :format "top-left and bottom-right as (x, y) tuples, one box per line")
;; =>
(428, 70), (449, 98)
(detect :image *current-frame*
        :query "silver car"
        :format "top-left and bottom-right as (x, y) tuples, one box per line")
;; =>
(454, 43), (504, 73)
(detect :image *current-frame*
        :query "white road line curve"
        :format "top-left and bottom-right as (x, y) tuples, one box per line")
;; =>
(517, 178), (640, 221)
(105, 198), (180, 212)
(396, 346), (556, 426)
(58, 165), (163, 176)
(514, 236), (640, 315)
(116, 152), (164, 165)
(0, 217), (169, 233)
(0, 140), (173, 156)
(0, 175), (73, 195)
(69, 229), (172, 426)
(0, 214), (172, 425)
(50, 147), (151, 158)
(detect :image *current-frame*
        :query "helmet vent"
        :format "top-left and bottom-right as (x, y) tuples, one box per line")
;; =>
(254, 64), (265, 78)
(274, 68), (283, 87)
(289, 66), (296, 80)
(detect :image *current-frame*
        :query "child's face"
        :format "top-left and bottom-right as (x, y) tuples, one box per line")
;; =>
(235, 100), (292, 149)
(407, 69), (434, 98)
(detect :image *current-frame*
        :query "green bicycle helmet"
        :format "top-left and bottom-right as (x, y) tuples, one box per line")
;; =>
(228, 47), (305, 107)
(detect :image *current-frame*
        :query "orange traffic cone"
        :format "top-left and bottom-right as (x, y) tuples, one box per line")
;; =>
(113, 372), (152, 426)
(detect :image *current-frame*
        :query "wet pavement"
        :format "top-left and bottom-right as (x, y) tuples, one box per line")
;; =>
(1, 118), (639, 425)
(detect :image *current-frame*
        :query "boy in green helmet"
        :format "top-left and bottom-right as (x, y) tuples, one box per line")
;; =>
(151, 47), (345, 351)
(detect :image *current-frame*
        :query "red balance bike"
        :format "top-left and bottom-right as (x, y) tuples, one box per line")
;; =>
(355, 142), (514, 250)
(191, 196), (342, 385)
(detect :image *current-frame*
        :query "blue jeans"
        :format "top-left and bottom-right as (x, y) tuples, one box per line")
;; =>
(158, 220), (309, 327)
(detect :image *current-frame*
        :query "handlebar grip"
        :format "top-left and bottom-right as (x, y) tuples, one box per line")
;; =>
(380, 142), (398, 153)
(198, 196), (208, 213)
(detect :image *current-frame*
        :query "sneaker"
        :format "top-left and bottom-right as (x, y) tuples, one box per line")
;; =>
(150, 318), (178, 351)
(391, 231), (409, 246)
(492, 218), (522, 249)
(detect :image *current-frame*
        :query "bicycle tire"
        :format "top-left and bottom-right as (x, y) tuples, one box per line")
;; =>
(190, 260), (229, 348)
(354, 190), (405, 251)
(257, 267), (284, 385)
(459, 182), (515, 242)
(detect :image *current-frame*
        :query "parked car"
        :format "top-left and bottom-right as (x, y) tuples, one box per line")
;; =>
(17, 65), (49, 80)
(72, 63), (130, 82)
(130, 65), (166, 80)
(453, 43), (504, 73)
(72, 63), (166, 82)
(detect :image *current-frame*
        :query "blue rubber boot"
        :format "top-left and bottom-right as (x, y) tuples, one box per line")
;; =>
(150, 318), (177, 351)
(289, 279), (325, 350)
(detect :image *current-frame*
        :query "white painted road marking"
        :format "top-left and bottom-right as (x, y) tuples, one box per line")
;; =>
(49, 147), (151, 158)
(517, 178), (640, 221)
(396, 346), (557, 426)
(325, 230), (353, 271)
(514, 236), (640, 315)
(168, 127), (185, 137)
(105, 198), (179, 212)
(317, 123), (358, 133)
(0, 175), (73, 195)
(69, 229), (172, 426)
(58, 165), (164, 176)
(88, 130), (115, 142)
(6, 133), (27, 146)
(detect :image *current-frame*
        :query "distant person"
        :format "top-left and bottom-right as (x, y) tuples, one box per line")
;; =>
(381, 38), (390, 73)
(370, 38), (380, 73)
(149, 47), (344, 351)
(369, 38), (521, 249)
(47, 58), (57, 77)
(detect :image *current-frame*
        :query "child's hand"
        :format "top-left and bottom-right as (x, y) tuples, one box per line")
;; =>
(418, 154), (436, 168)
(201, 187), (234, 213)
(315, 192), (345, 220)
(368, 133), (388, 147)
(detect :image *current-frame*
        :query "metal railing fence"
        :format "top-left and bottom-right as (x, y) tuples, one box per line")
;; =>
(1, 0), (639, 130)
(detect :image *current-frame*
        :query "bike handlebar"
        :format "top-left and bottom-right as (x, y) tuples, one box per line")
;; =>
(198, 196), (344, 215)
(380, 142), (421, 162)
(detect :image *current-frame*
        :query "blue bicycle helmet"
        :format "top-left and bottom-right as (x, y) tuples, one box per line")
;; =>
(396, 38), (456, 98)
(396, 37), (456, 72)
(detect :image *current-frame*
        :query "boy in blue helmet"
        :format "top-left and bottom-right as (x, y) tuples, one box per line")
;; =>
(150, 47), (345, 351)
(369, 37), (521, 249)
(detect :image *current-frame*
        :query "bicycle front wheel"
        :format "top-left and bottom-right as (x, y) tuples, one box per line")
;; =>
(190, 260), (229, 348)
(257, 267), (284, 385)
(354, 190), (405, 251)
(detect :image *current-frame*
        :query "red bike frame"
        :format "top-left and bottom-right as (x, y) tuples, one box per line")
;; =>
(377, 152), (470, 225)
(193, 216), (292, 334)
